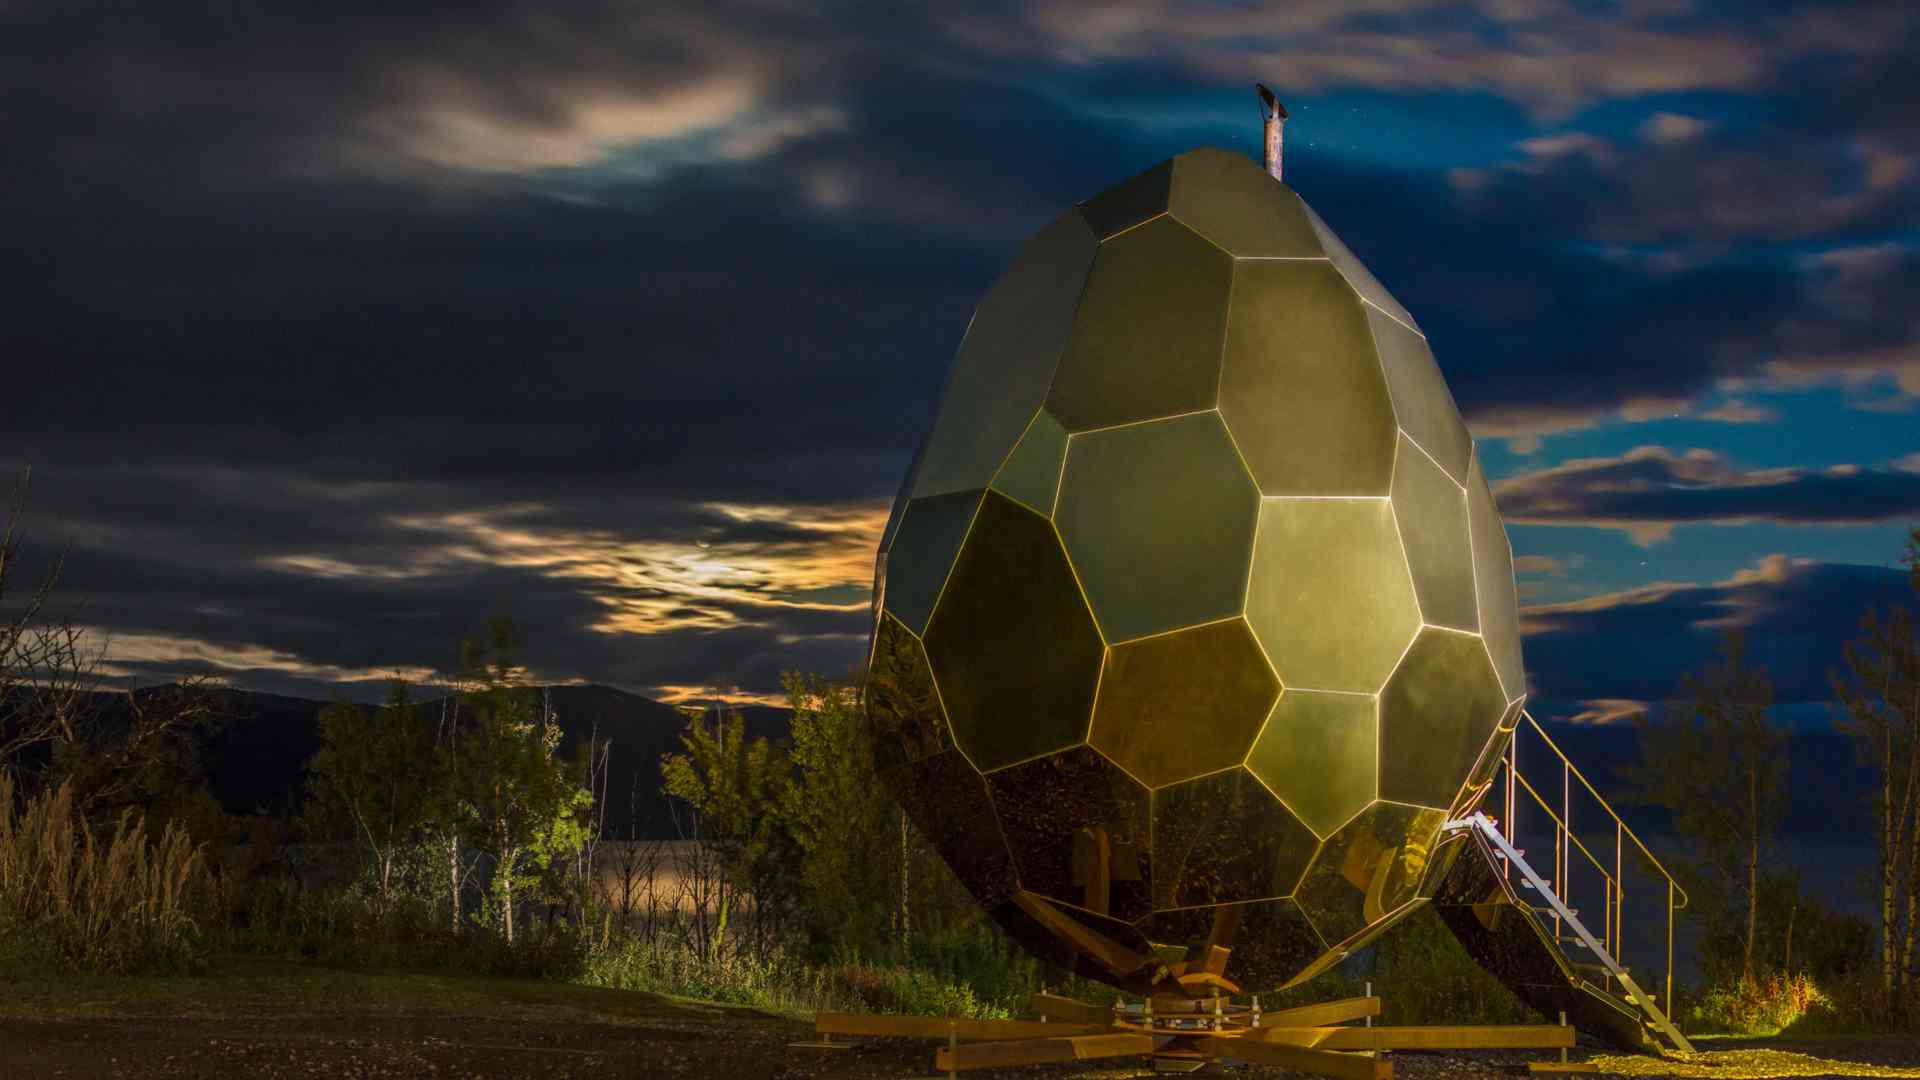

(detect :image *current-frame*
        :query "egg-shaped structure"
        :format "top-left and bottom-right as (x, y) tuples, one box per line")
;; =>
(865, 147), (1526, 996)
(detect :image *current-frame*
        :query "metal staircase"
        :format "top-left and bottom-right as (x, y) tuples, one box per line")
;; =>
(1428, 709), (1696, 1056)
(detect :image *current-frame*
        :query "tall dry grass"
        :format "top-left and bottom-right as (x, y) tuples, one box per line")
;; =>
(0, 772), (210, 973)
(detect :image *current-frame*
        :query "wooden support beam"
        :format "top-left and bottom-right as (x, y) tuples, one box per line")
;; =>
(1011, 891), (1151, 978)
(1174, 970), (1241, 997)
(815, 1012), (1105, 1041)
(1256, 996), (1381, 1029)
(1200, 1035), (1389, 1080)
(1252, 1024), (1577, 1051)
(1201, 943), (1232, 975)
(1029, 993), (1114, 1026)
(1527, 1062), (1598, 1074)
(934, 1033), (1154, 1072)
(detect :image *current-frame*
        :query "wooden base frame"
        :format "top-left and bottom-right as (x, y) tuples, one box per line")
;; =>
(794, 990), (1593, 1078)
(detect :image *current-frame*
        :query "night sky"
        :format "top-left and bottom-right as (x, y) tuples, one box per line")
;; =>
(5, 1), (1917, 724)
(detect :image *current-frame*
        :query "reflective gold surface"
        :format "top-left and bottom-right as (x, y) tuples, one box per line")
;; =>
(1055, 411), (1257, 643)
(1219, 259), (1397, 496)
(864, 612), (952, 773)
(1088, 618), (1278, 788)
(990, 409), (1068, 516)
(1244, 497), (1420, 693)
(1294, 801), (1446, 946)
(1078, 159), (1171, 240)
(1152, 766), (1318, 907)
(879, 488), (982, 635)
(1379, 627), (1508, 809)
(1468, 452), (1528, 701)
(913, 211), (1097, 499)
(923, 492), (1102, 772)
(883, 750), (1018, 908)
(1369, 307), (1472, 485)
(1300, 200), (1421, 332)
(987, 747), (1153, 923)
(1167, 148), (1322, 258)
(1246, 689), (1377, 839)
(1390, 432), (1478, 632)
(1048, 215), (1231, 431)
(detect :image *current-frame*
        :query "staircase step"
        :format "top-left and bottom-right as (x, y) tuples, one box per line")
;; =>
(1573, 962), (1626, 975)
(1554, 937), (1592, 950)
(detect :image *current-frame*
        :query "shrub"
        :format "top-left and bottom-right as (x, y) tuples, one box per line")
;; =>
(1690, 971), (1830, 1035)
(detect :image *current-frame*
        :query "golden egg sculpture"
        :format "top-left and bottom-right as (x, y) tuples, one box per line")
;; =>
(865, 147), (1526, 996)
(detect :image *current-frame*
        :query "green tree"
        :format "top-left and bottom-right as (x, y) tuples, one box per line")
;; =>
(782, 671), (899, 957)
(1830, 525), (1920, 1002)
(1620, 628), (1787, 983)
(661, 705), (796, 957)
(441, 617), (591, 943)
(304, 680), (437, 902)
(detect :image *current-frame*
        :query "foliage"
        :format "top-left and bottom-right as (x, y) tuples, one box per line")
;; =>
(1366, 904), (1540, 1025)
(304, 680), (438, 901)
(1620, 628), (1788, 981)
(1690, 970), (1831, 1035)
(781, 671), (899, 958)
(0, 772), (210, 975)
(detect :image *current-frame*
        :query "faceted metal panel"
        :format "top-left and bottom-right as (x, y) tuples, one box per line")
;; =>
(987, 747), (1152, 923)
(1379, 627), (1508, 809)
(990, 409), (1068, 517)
(1246, 689), (1377, 839)
(1139, 898), (1326, 995)
(864, 612), (952, 774)
(1055, 412), (1258, 643)
(985, 896), (1078, 972)
(1088, 619), (1279, 788)
(1448, 700), (1521, 819)
(1078, 159), (1172, 240)
(1300, 201), (1420, 333)
(993, 892), (1163, 990)
(1218, 260), (1397, 496)
(1244, 498), (1420, 693)
(1152, 766), (1318, 908)
(1468, 452), (1528, 702)
(1390, 433), (1477, 632)
(881, 489), (982, 636)
(1166, 148), (1322, 258)
(1294, 801), (1447, 946)
(1046, 215), (1232, 432)
(1369, 307), (1472, 486)
(924, 492), (1104, 773)
(913, 211), (1098, 500)
(883, 751), (1017, 909)
(1418, 830), (1471, 901)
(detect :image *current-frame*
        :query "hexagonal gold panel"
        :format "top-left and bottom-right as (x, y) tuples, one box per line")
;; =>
(864, 612), (951, 774)
(1378, 627), (1508, 810)
(1055, 411), (1258, 643)
(1219, 259), (1398, 496)
(923, 492), (1103, 773)
(1166, 148), (1322, 258)
(1247, 689), (1377, 839)
(1294, 800), (1447, 946)
(1468, 452), (1527, 702)
(1089, 618), (1279, 789)
(1079, 159), (1172, 240)
(1300, 201), (1420, 334)
(987, 747), (1153, 923)
(1369, 307), (1472, 486)
(1390, 433), (1477, 633)
(1046, 215), (1232, 432)
(1245, 497), (1420, 693)
(1153, 766), (1319, 908)
(881, 489), (982, 636)
(989, 409), (1068, 517)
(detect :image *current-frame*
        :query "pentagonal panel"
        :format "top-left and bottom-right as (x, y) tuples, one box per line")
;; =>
(913, 211), (1097, 500)
(1219, 259), (1398, 495)
(1078, 159), (1172, 240)
(1294, 800), (1447, 946)
(882, 751), (1017, 909)
(1139, 898), (1326, 995)
(1152, 766), (1318, 908)
(924, 492), (1103, 772)
(1379, 627), (1509, 809)
(882, 489), (982, 636)
(1300, 201), (1420, 333)
(1246, 689), (1377, 839)
(1468, 453), (1527, 702)
(987, 747), (1152, 923)
(990, 409), (1068, 517)
(1166, 148), (1322, 258)
(1390, 433), (1477, 632)
(1055, 411), (1258, 643)
(1046, 216), (1232, 432)
(1245, 498), (1420, 693)
(1370, 307), (1471, 485)
(1089, 619), (1279, 788)
(865, 612), (952, 773)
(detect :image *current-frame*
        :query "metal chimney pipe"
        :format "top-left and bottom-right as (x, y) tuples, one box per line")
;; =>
(1256, 83), (1287, 183)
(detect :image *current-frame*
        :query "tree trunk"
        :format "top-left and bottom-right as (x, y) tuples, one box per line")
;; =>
(449, 833), (461, 933)
(898, 805), (909, 953)
(1746, 760), (1758, 984)
(502, 863), (515, 945)
(1885, 720), (1897, 997)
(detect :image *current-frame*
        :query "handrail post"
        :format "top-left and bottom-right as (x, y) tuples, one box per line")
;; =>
(1666, 879), (1676, 1021)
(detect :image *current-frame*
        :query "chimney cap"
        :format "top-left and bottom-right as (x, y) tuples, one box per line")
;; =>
(1256, 83), (1287, 120)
